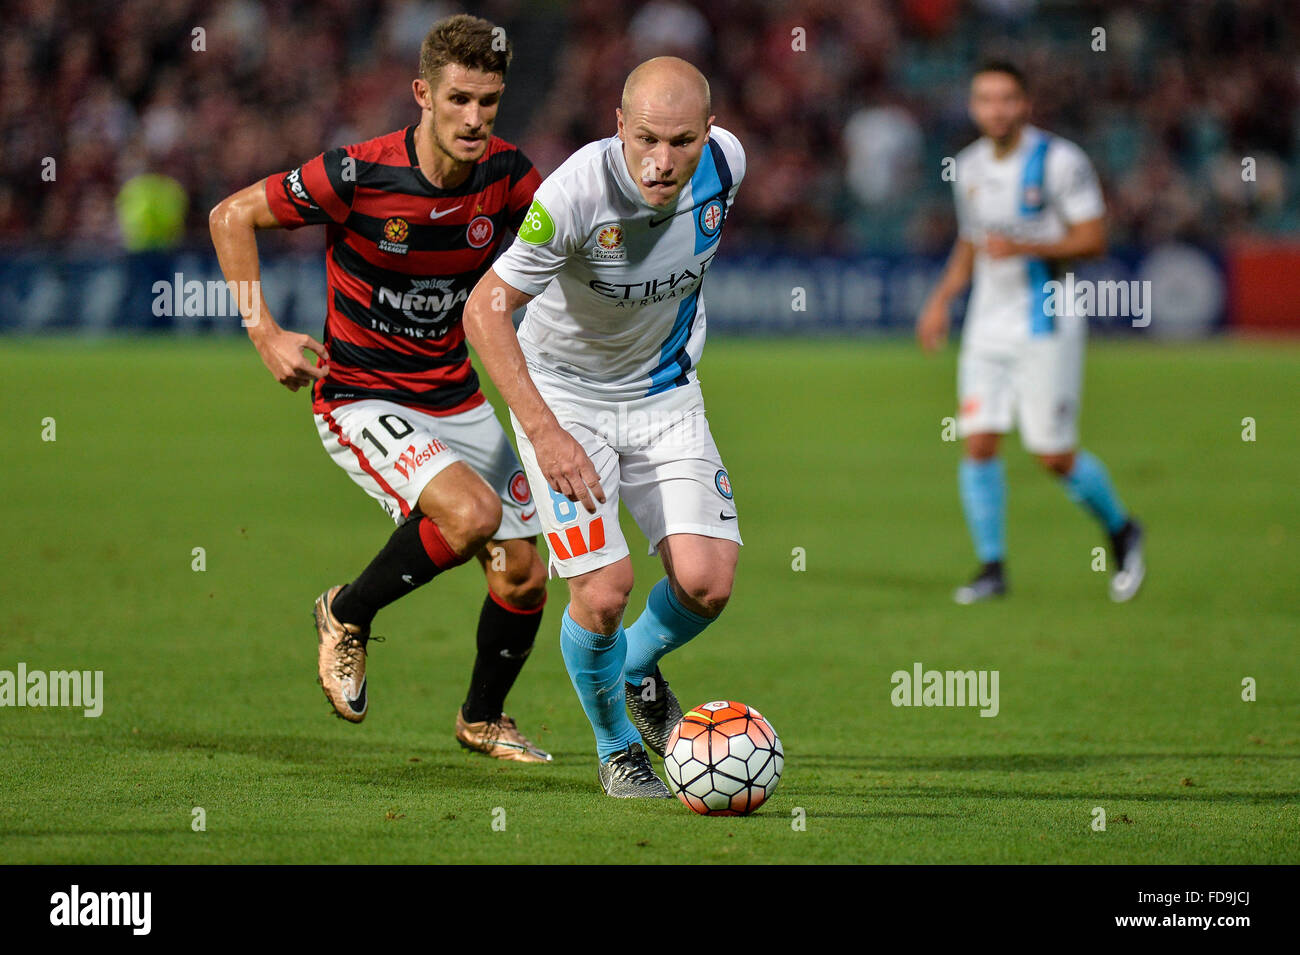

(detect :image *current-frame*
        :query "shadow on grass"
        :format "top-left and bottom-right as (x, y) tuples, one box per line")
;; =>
(791, 786), (1299, 804)
(75, 729), (609, 794)
(784, 752), (1300, 804)
(796, 752), (1300, 772)
(115, 729), (595, 760)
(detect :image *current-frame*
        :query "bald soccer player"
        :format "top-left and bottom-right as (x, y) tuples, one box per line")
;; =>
(463, 57), (745, 797)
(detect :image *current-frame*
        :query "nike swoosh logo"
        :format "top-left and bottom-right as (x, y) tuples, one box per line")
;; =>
(401, 574), (414, 586)
(720, 512), (737, 521)
(520, 509), (536, 521)
(648, 191), (726, 228)
(346, 678), (367, 713)
(428, 206), (461, 220)
(486, 739), (529, 751)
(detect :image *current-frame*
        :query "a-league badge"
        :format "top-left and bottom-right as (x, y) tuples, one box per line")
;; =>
(379, 216), (410, 254)
(593, 223), (626, 260)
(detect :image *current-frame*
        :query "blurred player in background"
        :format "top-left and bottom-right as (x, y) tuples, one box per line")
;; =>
(464, 57), (745, 796)
(209, 15), (553, 761)
(917, 61), (1144, 605)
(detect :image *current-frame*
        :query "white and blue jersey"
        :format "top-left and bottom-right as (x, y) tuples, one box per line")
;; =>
(493, 127), (745, 402)
(954, 124), (1105, 350)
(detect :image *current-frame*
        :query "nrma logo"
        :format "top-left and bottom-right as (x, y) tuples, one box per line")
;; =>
(376, 279), (469, 325)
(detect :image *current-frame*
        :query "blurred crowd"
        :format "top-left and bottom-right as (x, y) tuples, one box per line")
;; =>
(2, 0), (1296, 254)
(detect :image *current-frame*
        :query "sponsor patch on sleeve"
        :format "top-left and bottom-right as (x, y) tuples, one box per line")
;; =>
(517, 199), (556, 245)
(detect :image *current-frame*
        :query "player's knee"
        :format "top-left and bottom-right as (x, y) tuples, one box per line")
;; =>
(673, 572), (732, 619)
(466, 498), (504, 550)
(1037, 452), (1074, 476)
(572, 566), (633, 631)
(590, 587), (632, 630)
(440, 489), (502, 554)
(579, 594), (628, 633)
(965, 434), (999, 460)
(493, 548), (548, 609)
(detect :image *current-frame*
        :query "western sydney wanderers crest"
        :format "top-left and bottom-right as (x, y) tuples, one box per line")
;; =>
(467, 215), (494, 249)
(379, 216), (410, 254)
(593, 223), (626, 260)
(508, 469), (532, 505)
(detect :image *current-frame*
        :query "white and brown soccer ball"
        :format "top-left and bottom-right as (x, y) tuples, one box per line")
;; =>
(663, 701), (783, 816)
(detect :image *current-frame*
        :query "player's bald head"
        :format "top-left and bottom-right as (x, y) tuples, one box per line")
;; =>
(616, 57), (714, 208)
(621, 56), (711, 125)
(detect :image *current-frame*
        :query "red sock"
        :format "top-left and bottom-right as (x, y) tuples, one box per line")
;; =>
(418, 516), (465, 570)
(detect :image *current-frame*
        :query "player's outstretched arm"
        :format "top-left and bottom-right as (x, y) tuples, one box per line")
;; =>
(464, 267), (606, 513)
(985, 217), (1106, 261)
(917, 238), (975, 353)
(209, 181), (330, 392)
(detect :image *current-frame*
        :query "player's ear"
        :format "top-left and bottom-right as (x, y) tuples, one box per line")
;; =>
(704, 115), (715, 141)
(412, 78), (432, 111)
(616, 108), (625, 141)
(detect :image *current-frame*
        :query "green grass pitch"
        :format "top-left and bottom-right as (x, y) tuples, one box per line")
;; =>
(1, 335), (1296, 864)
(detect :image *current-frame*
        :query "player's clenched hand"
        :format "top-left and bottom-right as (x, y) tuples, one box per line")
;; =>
(983, 233), (1019, 259)
(253, 324), (330, 392)
(532, 421), (605, 514)
(916, 299), (950, 353)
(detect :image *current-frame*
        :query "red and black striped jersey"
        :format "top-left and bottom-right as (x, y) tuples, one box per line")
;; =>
(265, 125), (541, 416)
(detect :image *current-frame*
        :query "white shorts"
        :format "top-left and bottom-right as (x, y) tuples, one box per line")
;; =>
(315, 397), (539, 539)
(957, 321), (1085, 455)
(510, 380), (742, 579)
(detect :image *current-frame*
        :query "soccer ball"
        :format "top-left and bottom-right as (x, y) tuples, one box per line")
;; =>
(663, 701), (783, 815)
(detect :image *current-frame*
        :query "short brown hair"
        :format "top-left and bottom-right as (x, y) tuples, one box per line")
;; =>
(419, 14), (511, 87)
(973, 59), (1027, 93)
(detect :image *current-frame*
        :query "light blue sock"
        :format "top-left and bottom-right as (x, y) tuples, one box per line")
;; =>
(1063, 449), (1128, 534)
(959, 457), (1006, 564)
(623, 577), (714, 688)
(559, 607), (642, 760)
